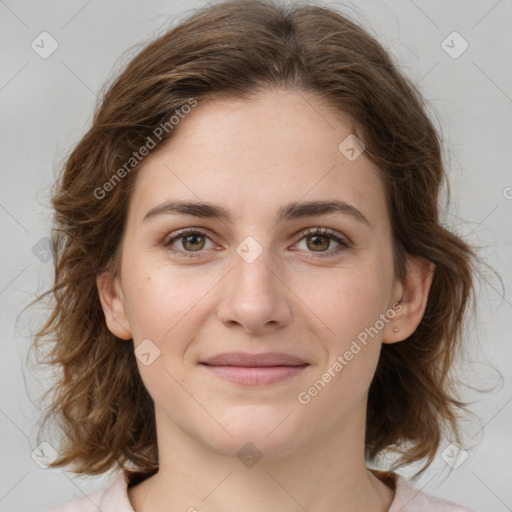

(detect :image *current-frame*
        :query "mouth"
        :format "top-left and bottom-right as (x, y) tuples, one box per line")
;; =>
(200, 352), (309, 386)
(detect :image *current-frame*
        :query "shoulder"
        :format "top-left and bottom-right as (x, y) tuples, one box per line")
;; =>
(44, 471), (135, 512)
(387, 472), (477, 512)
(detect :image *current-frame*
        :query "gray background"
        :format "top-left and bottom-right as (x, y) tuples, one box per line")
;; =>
(1, 0), (511, 511)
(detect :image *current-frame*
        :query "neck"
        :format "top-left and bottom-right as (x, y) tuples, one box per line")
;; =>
(128, 407), (394, 512)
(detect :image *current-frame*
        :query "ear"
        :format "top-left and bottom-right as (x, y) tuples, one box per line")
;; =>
(96, 270), (132, 340)
(382, 254), (435, 344)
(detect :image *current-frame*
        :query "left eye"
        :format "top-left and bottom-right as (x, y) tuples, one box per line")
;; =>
(293, 227), (350, 257)
(163, 227), (350, 258)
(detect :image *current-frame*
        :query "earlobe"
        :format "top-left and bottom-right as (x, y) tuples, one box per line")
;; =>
(383, 255), (435, 344)
(96, 271), (132, 340)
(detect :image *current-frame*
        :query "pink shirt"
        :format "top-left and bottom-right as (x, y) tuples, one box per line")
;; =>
(45, 469), (476, 512)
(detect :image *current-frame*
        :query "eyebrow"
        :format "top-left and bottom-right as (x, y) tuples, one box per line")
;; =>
(142, 199), (371, 227)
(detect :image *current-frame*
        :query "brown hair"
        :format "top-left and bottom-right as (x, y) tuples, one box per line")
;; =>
(30, 0), (479, 476)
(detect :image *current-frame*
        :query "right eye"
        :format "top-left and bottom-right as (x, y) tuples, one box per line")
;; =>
(163, 228), (218, 258)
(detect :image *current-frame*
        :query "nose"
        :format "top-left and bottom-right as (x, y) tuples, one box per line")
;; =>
(216, 243), (292, 334)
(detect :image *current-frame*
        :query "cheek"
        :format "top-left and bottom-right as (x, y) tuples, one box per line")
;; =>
(121, 252), (216, 345)
(312, 257), (393, 389)
(322, 261), (393, 338)
(298, 269), (388, 418)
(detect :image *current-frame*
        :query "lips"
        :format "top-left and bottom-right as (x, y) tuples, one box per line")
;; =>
(200, 352), (309, 386)
(201, 352), (307, 367)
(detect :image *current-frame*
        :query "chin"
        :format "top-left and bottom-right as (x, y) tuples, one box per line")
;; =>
(205, 405), (305, 460)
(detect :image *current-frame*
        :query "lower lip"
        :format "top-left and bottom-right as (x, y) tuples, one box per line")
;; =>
(202, 364), (308, 386)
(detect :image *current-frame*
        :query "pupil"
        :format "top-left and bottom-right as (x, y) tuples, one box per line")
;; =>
(185, 235), (203, 250)
(310, 235), (328, 250)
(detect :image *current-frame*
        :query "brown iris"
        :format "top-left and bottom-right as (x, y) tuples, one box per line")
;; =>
(182, 233), (206, 251)
(307, 234), (330, 251)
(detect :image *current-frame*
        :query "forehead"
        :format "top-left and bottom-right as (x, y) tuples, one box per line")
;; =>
(128, 89), (388, 229)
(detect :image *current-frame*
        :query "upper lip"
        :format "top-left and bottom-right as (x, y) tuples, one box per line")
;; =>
(201, 352), (308, 367)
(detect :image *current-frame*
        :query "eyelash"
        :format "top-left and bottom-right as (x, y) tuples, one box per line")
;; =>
(162, 227), (351, 259)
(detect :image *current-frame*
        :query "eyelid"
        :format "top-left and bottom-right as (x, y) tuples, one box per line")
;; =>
(295, 226), (351, 246)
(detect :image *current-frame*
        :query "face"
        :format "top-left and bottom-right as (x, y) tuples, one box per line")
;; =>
(98, 88), (429, 460)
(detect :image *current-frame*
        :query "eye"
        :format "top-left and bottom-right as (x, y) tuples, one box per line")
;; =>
(163, 228), (217, 258)
(162, 226), (351, 259)
(293, 227), (351, 258)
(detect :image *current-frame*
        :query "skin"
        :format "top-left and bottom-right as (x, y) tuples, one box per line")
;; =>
(97, 88), (434, 512)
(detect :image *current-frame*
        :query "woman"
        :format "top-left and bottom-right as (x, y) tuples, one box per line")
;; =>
(33, 0), (479, 510)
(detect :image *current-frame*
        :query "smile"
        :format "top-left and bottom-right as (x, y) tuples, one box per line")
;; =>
(200, 351), (309, 386)
(201, 364), (309, 386)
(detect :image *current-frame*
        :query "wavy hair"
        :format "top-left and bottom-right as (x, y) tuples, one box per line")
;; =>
(30, 0), (479, 476)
